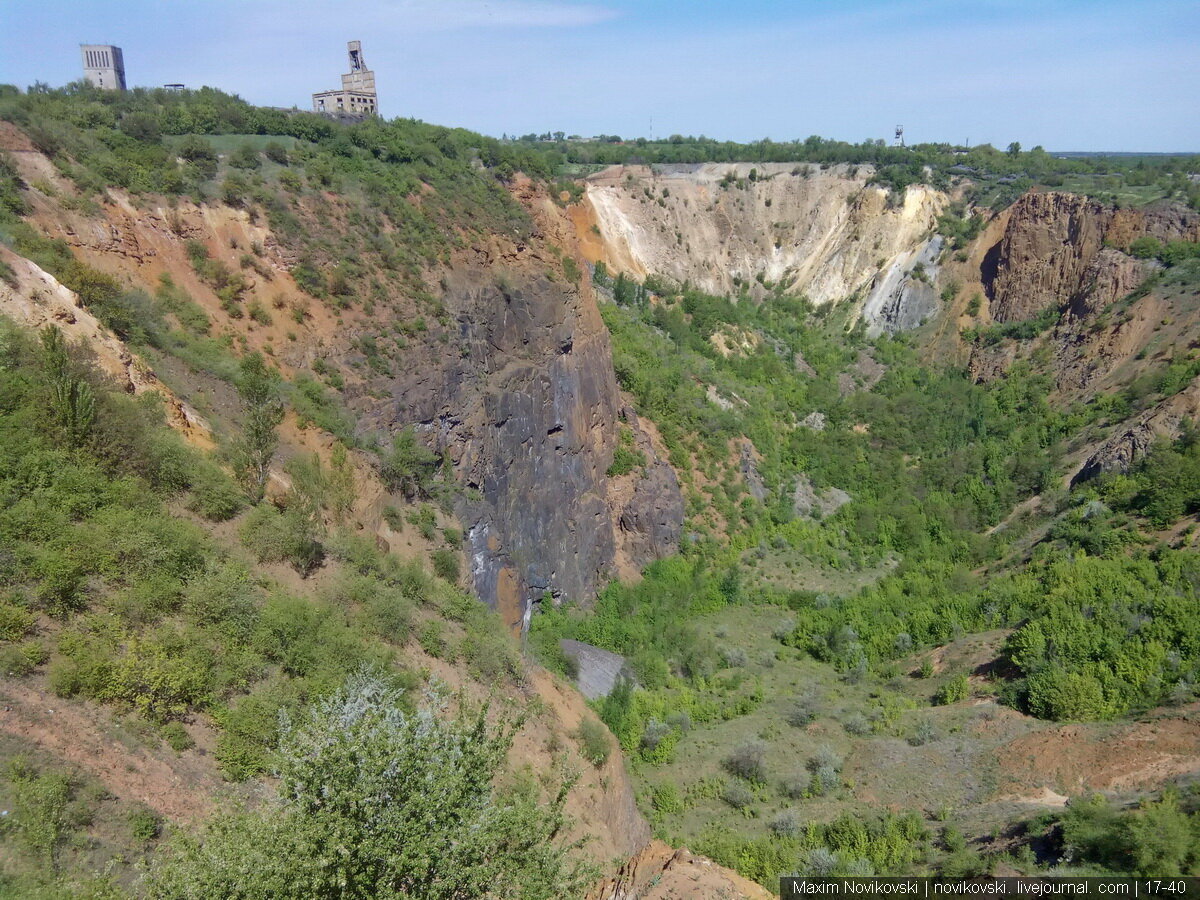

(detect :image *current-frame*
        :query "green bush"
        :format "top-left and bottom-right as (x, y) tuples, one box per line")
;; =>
(0, 641), (48, 676)
(431, 548), (460, 582)
(129, 807), (163, 844)
(150, 673), (596, 897)
(381, 428), (439, 499)
(723, 740), (767, 782)
(4, 759), (79, 865)
(418, 620), (447, 658)
(0, 599), (35, 641)
(575, 717), (611, 766)
(606, 443), (646, 477)
(240, 503), (324, 574)
(651, 782), (684, 815)
(721, 780), (754, 810)
(185, 461), (246, 521)
(408, 504), (438, 541)
(933, 673), (970, 705)
(160, 721), (195, 753)
(362, 588), (415, 644)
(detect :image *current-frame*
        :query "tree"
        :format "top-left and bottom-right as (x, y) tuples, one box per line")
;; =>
(232, 353), (283, 501)
(40, 327), (94, 449)
(1007, 141), (1022, 157)
(148, 671), (595, 898)
(380, 426), (439, 500)
(1127, 794), (1194, 875)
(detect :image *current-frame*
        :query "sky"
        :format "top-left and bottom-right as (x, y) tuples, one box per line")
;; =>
(1, 0), (1198, 152)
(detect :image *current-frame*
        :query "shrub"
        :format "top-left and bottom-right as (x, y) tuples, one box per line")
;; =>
(431, 548), (460, 582)
(129, 807), (163, 843)
(842, 712), (871, 735)
(720, 646), (749, 667)
(459, 620), (519, 684)
(606, 444), (646, 477)
(575, 717), (611, 767)
(723, 740), (767, 782)
(263, 142), (289, 166)
(381, 428), (439, 499)
(0, 641), (48, 676)
(150, 672), (595, 897)
(721, 780), (754, 810)
(418, 620), (446, 658)
(363, 590), (414, 644)
(0, 599), (35, 641)
(665, 710), (692, 733)
(640, 718), (672, 752)
(802, 847), (839, 877)
(934, 674), (970, 705)
(782, 774), (809, 799)
(408, 504), (438, 541)
(5, 760), (74, 863)
(382, 505), (404, 531)
(240, 503), (324, 575)
(808, 763), (840, 796)
(808, 745), (843, 773)
(229, 144), (261, 170)
(787, 697), (816, 727)
(186, 460), (246, 521)
(181, 562), (258, 637)
(908, 719), (938, 746)
(160, 721), (195, 753)
(651, 782), (684, 815)
(770, 810), (801, 836)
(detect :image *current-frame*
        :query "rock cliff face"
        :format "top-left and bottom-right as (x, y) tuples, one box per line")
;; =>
(958, 189), (1200, 481)
(7, 120), (682, 627)
(577, 162), (947, 327)
(353, 196), (682, 628)
(1074, 381), (1200, 484)
(982, 191), (1200, 323)
(861, 235), (943, 335)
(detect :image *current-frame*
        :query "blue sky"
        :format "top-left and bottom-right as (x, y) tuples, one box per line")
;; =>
(1, 0), (1197, 151)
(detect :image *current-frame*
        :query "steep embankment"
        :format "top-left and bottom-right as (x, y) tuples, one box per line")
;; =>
(981, 190), (1200, 324)
(0, 121), (682, 631)
(351, 186), (682, 630)
(0, 128), (673, 884)
(576, 162), (947, 331)
(961, 190), (1200, 480)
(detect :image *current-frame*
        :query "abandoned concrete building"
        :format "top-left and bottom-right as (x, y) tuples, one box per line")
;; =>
(312, 40), (378, 117)
(80, 44), (126, 91)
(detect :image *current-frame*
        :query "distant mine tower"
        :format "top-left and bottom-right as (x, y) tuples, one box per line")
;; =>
(81, 44), (126, 91)
(894, 125), (905, 148)
(312, 40), (378, 117)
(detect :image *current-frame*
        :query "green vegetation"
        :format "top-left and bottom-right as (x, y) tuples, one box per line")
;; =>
(606, 427), (646, 476)
(231, 353), (283, 501)
(1047, 791), (1200, 875)
(962, 305), (1062, 346)
(513, 132), (1200, 208)
(0, 314), (539, 891)
(0, 82), (551, 295)
(4, 80), (1200, 890)
(575, 717), (612, 767)
(532, 260), (1200, 885)
(149, 672), (594, 899)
